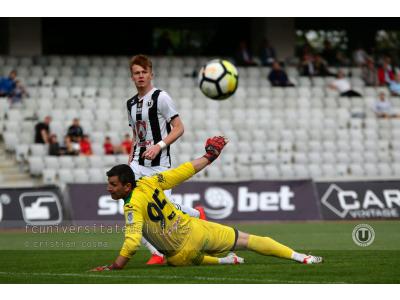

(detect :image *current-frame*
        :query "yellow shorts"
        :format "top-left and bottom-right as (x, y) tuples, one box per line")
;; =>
(166, 219), (238, 266)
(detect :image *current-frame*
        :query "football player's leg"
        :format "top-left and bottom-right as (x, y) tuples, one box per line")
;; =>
(141, 237), (163, 256)
(201, 253), (244, 265)
(164, 189), (201, 218)
(236, 231), (323, 264)
(130, 164), (165, 264)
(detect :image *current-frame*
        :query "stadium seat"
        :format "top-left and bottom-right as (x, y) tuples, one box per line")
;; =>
(322, 164), (336, 177)
(73, 156), (89, 168)
(293, 164), (309, 178)
(73, 169), (89, 183)
(28, 157), (44, 176)
(280, 164), (294, 179)
(237, 153), (251, 165)
(308, 164), (323, 178)
(3, 132), (19, 152)
(88, 168), (106, 183)
(59, 156), (75, 169)
(221, 165), (237, 179)
(103, 155), (117, 167)
(378, 163), (392, 176)
(116, 154), (129, 165)
(349, 163), (364, 176)
(392, 163), (400, 176)
(364, 163), (379, 177)
(336, 152), (351, 164)
(30, 144), (48, 157)
(89, 155), (104, 168)
(250, 165), (266, 179)
(42, 169), (57, 184)
(44, 156), (60, 170)
(207, 167), (221, 180)
(322, 152), (336, 164)
(265, 165), (280, 179)
(336, 164), (349, 176)
(15, 144), (29, 163)
(58, 169), (75, 184)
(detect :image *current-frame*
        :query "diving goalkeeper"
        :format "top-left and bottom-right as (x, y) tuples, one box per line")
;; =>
(91, 136), (323, 271)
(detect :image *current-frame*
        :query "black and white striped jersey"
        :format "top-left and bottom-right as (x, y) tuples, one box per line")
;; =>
(127, 88), (179, 168)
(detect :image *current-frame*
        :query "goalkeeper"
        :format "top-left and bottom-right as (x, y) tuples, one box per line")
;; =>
(91, 136), (323, 271)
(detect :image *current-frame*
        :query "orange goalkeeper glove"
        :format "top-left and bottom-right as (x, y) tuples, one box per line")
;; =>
(203, 136), (228, 164)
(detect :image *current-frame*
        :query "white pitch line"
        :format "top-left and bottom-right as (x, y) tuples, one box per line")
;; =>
(0, 271), (347, 284)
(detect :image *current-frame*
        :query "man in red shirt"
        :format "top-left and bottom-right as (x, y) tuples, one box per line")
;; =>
(80, 135), (93, 156)
(104, 136), (114, 155)
(120, 133), (132, 154)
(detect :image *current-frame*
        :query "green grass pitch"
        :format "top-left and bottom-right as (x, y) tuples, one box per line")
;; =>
(0, 221), (399, 283)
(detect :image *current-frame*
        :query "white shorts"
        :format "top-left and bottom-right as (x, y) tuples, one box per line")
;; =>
(129, 161), (171, 198)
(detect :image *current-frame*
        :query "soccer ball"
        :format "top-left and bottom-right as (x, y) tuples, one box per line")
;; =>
(198, 59), (239, 100)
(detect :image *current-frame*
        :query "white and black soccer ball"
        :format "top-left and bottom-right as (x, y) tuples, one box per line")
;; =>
(198, 59), (239, 100)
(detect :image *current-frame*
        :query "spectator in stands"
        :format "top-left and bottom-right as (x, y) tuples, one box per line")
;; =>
(235, 40), (257, 66)
(300, 54), (333, 77)
(67, 118), (84, 142)
(373, 92), (400, 118)
(313, 55), (335, 76)
(362, 57), (378, 86)
(268, 61), (294, 87)
(353, 46), (368, 66)
(0, 70), (17, 97)
(321, 40), (337, 66)
(9, 80), (28, 107)
(61, 135), (79, 156)
(389, 73), (400, 97)
(34, 116), (52, 144)
(299, 54), (315, 76)
(120, 133), (132, 154)
(259, 38), (276, 66)
(79, 134), (93, 156)
(104, 136), (115, 155)
(48, 134), (62, 156)
(328, 70), (362, 97)
(377, 57), (395, 86)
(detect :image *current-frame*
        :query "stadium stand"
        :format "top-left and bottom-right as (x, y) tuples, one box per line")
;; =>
(1, 55), (400, 186)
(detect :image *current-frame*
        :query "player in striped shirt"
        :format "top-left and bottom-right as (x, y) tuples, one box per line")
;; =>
(126, 54), (205, 265)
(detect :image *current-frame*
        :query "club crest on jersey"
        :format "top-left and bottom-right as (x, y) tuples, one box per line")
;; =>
(126, 211), (134, 224)
(135, 121), (147, 142)
(147, 100), (153, 108)
(157, 174), (166, 183)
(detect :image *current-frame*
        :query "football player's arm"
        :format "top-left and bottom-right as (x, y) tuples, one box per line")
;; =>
(90, 203), (144, 271)
(142, 93), (184, 160)
(128, 127), (136, 164)
(142, 116), (184, 160)
(156, 136), (228, 191)
(127, 100), (136, 164)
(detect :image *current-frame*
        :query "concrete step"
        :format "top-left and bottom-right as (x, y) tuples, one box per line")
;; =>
(0, 160), (16, 168)
(0, 140), (40, 187)
(4, 174), (32, 181)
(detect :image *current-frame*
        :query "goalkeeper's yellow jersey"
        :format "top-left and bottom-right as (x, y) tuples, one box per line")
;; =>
(119, 162), (196, 259)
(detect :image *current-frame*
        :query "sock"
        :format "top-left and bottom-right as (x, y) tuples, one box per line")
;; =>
(291, 252), (307, 263)
(201, 255), (220, 265)
(247, 235), (294, 260)
(180, 205), (200, 218)
(141, 237), (163, 257)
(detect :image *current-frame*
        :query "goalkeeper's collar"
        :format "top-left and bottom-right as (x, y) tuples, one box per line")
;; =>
(123, 191), (133, 205)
